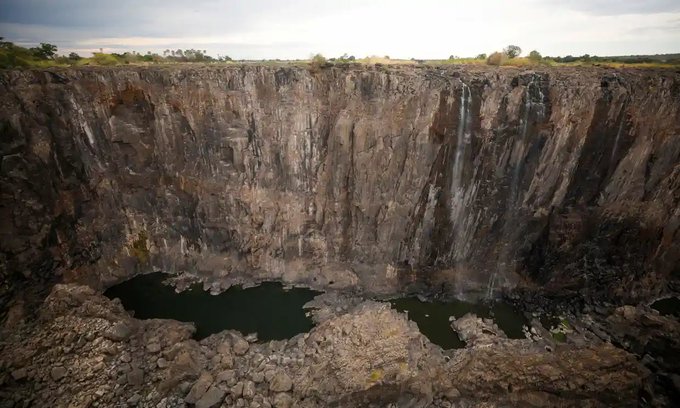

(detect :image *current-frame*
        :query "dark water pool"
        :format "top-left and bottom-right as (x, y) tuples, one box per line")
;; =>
(651, 297), (680, 318)
(390, 296), (528, 349)
(104, 272), (321, 340)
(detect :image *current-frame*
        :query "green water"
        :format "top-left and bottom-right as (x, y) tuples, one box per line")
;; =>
(651, 297), (680, 318)
(390, 296), (528, 349)
(104, 272), (321, 340)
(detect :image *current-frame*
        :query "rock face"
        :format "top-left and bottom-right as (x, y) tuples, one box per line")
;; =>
(1, 65), (679, 307)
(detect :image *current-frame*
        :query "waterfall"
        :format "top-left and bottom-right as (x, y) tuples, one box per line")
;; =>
(449, 82), (471, 236)
(487, 75), (546, 299)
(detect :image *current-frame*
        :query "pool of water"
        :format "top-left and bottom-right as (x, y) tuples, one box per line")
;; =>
(390, 296), (528, 349)
(104, 272), (321, 340)
(651, 297), (680, 318)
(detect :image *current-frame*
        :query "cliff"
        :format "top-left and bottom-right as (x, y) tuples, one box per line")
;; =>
(1, 65), (679, 306)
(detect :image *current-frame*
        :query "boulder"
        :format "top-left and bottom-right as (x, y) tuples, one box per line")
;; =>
(269, 372), (293, 392)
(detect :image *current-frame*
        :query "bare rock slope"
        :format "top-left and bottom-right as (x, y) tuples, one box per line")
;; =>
(0, 283), (642, 407)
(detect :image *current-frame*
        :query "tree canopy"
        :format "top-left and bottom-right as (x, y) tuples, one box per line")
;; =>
(504, 45), (522, 59)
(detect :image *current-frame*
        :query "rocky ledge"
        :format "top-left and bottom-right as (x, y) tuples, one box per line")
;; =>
(0, 283), (645, 407)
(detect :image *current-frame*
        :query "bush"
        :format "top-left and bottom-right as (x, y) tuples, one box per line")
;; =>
(486, 52), (507, 66)
(476, 53), (487, 60)
(528, 50), (542, 63)
(92, 53), (120, 66)
(309, 53), (327, 72)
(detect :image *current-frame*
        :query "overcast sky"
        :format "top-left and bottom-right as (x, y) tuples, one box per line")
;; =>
(1, 0), (679, 59)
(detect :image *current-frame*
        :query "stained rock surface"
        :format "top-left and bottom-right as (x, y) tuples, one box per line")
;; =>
(1, 65), (679, 310)
(0, 283), (644, 407)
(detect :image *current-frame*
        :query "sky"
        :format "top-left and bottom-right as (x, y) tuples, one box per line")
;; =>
(1, 0), (679, 59)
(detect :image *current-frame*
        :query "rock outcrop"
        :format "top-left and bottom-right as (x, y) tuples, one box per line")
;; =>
(0, 283), (643, 407)
(1, 65), (679, 309)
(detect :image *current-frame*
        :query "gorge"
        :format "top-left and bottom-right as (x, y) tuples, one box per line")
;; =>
(1, 64), (679, 407)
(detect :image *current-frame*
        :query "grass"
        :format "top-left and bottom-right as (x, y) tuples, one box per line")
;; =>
(2, 39), (678, 70)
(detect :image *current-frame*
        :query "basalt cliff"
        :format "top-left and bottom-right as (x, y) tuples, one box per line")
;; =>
(1, 65), (679, 307)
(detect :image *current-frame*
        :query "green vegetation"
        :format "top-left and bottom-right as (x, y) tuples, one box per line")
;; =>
(1, 37), (679, 70)
(368, 368), (384, 382)
(0, 37), (233, 69)
(308, 53), (328, 72)
(129, 231), (150, 264)
(528, 50), (542, 63)
(486, 52), (507, 66)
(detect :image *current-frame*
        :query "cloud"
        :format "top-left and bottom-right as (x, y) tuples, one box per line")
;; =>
(545, 0), (680, 16)
(1, 0), (679, 59)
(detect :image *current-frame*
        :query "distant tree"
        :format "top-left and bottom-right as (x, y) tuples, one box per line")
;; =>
(384, 55), (390, 59)
(348, 55), (355, 61)
(487, 51), (506, 66)
(31, 43), (57, 59)
(448, 55), (459, 60)
(528, 50), (542, 62)
(476, 53), (487, 60)
(503, 45), (522, 59)
(68, 52), (81, 60)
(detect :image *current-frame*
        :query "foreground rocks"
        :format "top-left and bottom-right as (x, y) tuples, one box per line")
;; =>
(0, 284), (646, 407)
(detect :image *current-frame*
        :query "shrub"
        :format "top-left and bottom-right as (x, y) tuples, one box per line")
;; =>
(528, 50), (542, 63)
(92, 53), (120, 66)
(487, 52), (507, 66)
(476, 53), (487, 60)
(309, 53), (327, 72)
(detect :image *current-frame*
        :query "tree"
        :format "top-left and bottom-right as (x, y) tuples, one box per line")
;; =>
(528, 50), (542, 62)
(68, 52), (81, 60)
(0, 37), (13, 48)
(476, 53), (487, 60)
(31, 43), (57, 59)
(503, 45), (522, 59)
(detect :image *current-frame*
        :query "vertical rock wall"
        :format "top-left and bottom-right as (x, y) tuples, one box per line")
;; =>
(1, 65), (678, 306)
